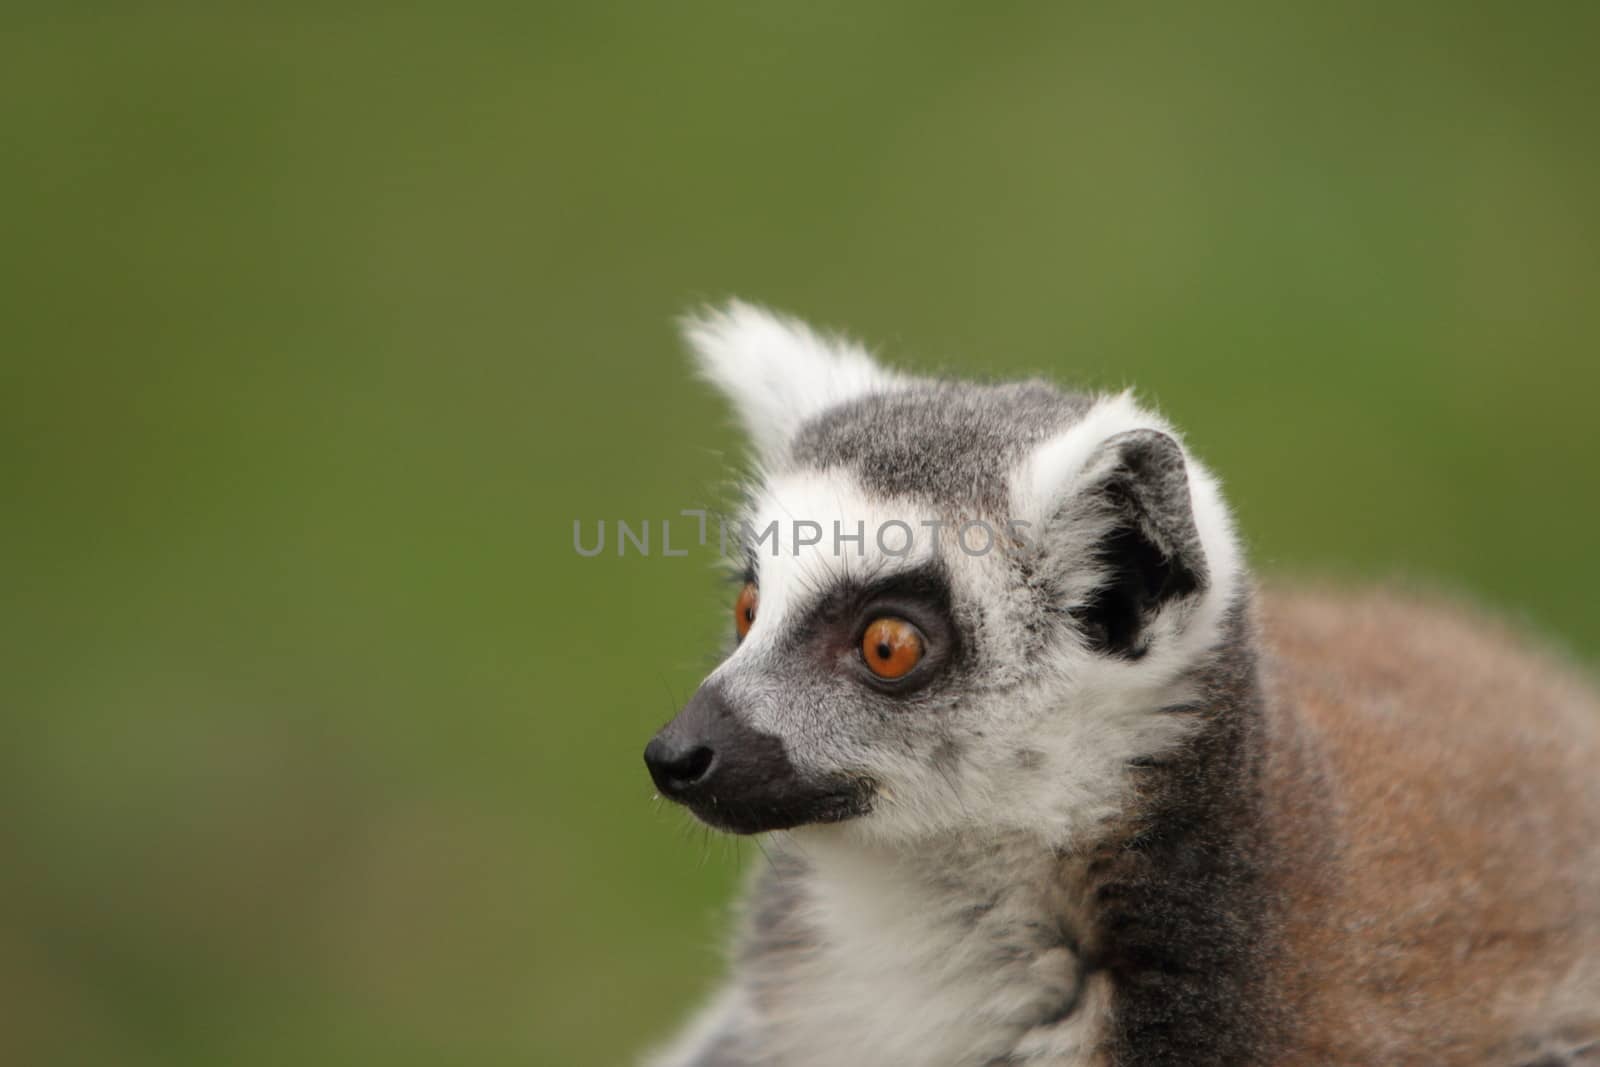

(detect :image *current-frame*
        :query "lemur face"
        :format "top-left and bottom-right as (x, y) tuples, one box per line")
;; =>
(645, 304), (1242, 846)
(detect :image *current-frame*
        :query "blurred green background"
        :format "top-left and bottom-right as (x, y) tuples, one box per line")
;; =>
(3, 3), (1598, 1064)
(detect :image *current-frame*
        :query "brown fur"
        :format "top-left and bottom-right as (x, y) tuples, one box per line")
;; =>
(1258, 585), (1600, 1064)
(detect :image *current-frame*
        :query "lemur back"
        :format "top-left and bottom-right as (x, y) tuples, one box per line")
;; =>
(1258, 588), (1600, 1065)
(640, 303), (1600, 1067)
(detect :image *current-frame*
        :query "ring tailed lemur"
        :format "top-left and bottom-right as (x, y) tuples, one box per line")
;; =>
(640, 302), (1600, 1067)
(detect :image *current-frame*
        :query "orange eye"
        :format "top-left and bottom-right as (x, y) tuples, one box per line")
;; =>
(861, 617), (924, 680)
(734, 582), (759, 641)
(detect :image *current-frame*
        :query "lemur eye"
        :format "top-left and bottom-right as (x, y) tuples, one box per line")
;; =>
(734, 582), (759, 641)
(861, 617), (924, 680)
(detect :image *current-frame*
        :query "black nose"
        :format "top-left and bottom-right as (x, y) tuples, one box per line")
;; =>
(644, 736), (716, 797)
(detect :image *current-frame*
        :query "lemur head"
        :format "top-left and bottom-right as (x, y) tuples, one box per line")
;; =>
(645, 302), (1244, 847)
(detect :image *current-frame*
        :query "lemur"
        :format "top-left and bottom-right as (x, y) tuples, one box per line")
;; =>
(640, 302), (1600, 1067)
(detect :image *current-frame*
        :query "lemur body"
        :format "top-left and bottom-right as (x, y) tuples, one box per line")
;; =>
(641, 304), (1600, 1066)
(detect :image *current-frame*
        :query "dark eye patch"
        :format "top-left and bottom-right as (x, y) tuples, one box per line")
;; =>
(784, 563), (963, 694)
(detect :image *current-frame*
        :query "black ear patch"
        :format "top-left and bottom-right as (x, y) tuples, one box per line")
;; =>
(1070, 429), (1207, 659)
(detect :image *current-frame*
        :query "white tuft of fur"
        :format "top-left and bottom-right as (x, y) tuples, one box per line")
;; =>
(681, 300), (902, 467)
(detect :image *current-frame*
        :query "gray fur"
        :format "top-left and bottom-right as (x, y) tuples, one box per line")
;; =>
(788, 381), (1090, 513)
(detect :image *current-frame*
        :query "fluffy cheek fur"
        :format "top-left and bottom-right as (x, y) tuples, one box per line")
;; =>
(829, 654), (1205, 850)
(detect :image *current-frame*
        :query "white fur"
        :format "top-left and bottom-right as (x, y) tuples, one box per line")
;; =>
(682, 301), (902, 467)
(748, 830), (1104, 1067)
(644, 830), (1106, 1067)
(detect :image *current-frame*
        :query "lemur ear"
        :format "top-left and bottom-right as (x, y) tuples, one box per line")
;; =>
(1071, 429), (1208, 658)
(681, 300), (899, 466)
(1022, 412), (1213, 660)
